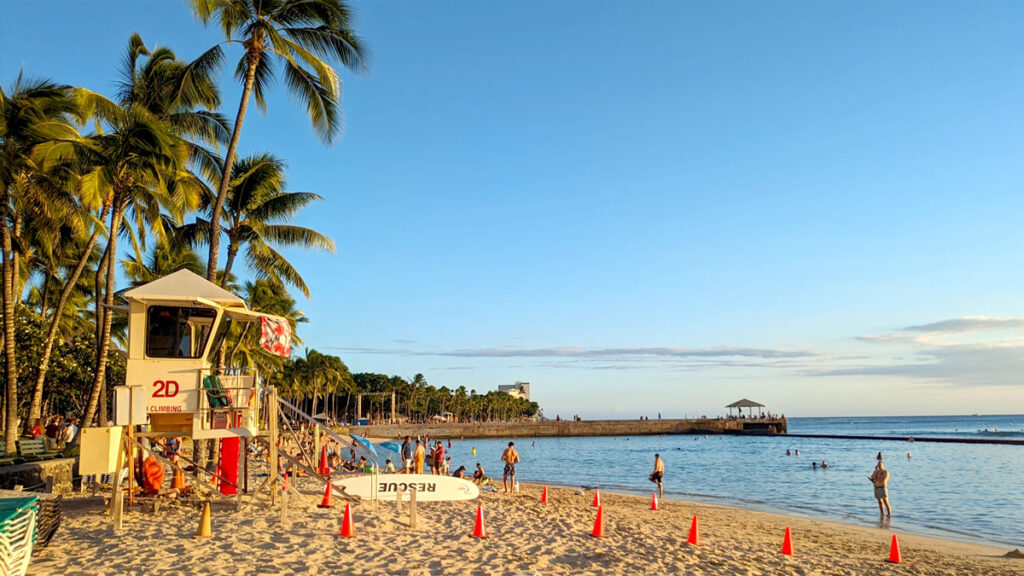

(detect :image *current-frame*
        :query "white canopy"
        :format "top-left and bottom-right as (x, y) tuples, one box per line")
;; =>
(123, 269), (244, 306)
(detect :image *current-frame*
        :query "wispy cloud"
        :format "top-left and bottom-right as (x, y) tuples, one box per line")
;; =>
(903, 316), (1024, 334)
(821, 316), (1024, 387)
(326, 316), (1024, 389)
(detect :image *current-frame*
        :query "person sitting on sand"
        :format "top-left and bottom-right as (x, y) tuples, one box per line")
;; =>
(453, 465), (467, 479)
(870, 461), (892, 517)
(472, 463), (489, 486)
(384, 459), (397, 473)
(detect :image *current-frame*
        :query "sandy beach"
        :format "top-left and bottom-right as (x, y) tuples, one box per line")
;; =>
(26, 475), (1021, 576)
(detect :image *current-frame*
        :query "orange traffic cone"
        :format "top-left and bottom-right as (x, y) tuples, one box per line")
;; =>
(687, 515), (700, 545)
(650, 493), (659, 510)
(340, 503), (355, 537)
(318, 446), (330, 476)
(318, 480), (334, 508)
(592, 489), (601, 507)
(540, 486), (549, 503)
(472, 505), (488, 538)
(781, 527), (794, 556)
(887, 534), (902, 563)
(172, 468), (186, 491)
(590, 506), (605, 537)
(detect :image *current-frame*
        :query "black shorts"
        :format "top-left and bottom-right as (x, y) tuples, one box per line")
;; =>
(504, 463), (516, 476)
(650, 471), (663, 483)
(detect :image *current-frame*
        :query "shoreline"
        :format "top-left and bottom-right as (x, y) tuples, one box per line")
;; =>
(27, 474), (1022, 575)
(522, 480), (1019, 551)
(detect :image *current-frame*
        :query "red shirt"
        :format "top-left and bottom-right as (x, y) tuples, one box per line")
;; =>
(434, 445), (444, 463)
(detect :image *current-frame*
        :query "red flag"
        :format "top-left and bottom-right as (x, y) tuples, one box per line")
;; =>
(260, 316), (292, 357)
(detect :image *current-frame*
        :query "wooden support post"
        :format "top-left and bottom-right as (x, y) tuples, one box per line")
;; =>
(396, 487), (403, 513)
(409, 487), (417, 529)
(269, 386), (279, 505)
(314, 424), (321, 468)
(111, 432), (128, 530)
(243, 437), (249, 494)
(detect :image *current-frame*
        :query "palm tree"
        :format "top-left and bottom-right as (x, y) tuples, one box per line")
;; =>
(0, 73), (81, 450)
(121, 235), (205, 286)
(182, 152), (333, 297)
(77, 34), (225, 430)
(188, 0), (367, 283)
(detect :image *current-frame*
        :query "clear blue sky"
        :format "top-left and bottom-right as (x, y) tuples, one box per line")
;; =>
(4, 1), (1024, 417)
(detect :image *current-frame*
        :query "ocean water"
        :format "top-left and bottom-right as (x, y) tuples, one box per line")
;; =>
(416, 415), (1024, 548)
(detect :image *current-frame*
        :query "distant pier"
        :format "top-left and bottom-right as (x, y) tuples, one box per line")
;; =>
(350, 417), (786, 440)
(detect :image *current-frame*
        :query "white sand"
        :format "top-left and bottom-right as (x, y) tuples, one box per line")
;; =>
(27, 478), (1021, 576)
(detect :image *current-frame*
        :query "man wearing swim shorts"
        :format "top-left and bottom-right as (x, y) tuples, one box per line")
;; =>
(649, 453), (664, 497)
(501, 441), (520, 493)
(870, 460), (892, 517)
(401, 435), (413, 474)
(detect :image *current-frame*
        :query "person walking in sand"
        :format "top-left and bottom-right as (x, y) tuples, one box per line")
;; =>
(501, 441), (520, 493)
(649, 453), (665, 497)
(870, 461), (892, 517)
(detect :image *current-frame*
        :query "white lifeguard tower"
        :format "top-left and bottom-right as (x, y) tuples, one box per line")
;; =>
(80, 270), (373, 528)
(114, 269), (285, 439)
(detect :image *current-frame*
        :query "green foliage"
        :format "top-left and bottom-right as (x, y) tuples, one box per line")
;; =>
(0, 307), (124, 417)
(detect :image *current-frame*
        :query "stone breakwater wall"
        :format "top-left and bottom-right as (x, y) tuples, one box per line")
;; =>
(350, 418), (786, 440)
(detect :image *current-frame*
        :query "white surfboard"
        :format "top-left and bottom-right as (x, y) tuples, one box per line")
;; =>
(334, 473), (479, 502)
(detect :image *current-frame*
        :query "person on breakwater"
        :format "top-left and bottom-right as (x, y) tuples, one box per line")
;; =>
(649, 453), (665, 497)
(870, 461), (892, 517)
(501, 442), (520, 493)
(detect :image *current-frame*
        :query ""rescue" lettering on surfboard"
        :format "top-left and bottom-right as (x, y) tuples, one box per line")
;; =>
(379, 482), (437, 493)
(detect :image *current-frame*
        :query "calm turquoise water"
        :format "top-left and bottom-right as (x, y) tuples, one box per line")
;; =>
(408, 415), (1024, 548)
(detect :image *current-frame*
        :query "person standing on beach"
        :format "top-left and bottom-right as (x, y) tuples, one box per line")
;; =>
(501, 442), (520, 493)
(649, 453), (665, 497)
(870, 461), (892, 517)
(414, 439), (426, 474)
(401, 436), (413, 474)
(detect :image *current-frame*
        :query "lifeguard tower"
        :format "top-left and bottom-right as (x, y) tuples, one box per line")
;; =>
(115, 268), (281, 440)
(80, 270), (373, 527)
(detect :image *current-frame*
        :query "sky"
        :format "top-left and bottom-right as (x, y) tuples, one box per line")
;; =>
(3, 1), (1024, 418)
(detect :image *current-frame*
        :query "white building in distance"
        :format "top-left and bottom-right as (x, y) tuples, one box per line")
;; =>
(499, 381), (531, 401)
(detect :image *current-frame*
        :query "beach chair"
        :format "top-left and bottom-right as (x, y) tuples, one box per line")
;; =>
(202, 375), (232, 409)
(0, 490), (61, 548)
(0, 496), (39, 576)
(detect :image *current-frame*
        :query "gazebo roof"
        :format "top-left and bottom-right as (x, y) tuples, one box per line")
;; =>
(726, 398), (765, 408)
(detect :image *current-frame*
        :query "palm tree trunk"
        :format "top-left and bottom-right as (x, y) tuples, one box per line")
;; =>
(220, 242), (238, 288)
(208, 50), (261, 282)
(2, 188), (20, 454)
(81, 204), (124, 432)
(27, 213), (106, 430)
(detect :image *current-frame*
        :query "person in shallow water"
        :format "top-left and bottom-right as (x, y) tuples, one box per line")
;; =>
(870, 460), (892, 517)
